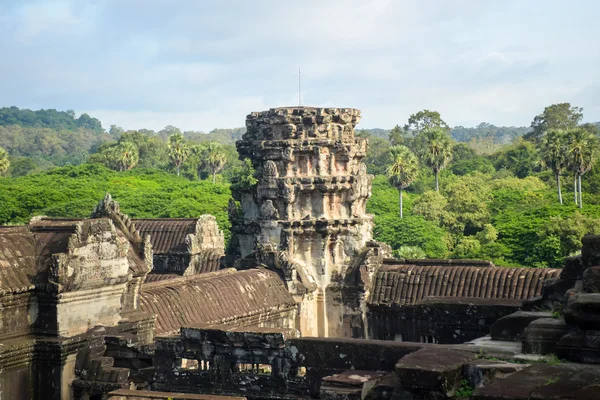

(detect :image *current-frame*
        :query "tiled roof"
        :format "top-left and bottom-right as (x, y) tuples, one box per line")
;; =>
(140, 269), (297, 336)
(368, 261), (561, 307)
(0, 227), (36, 294)
(133, 219), (197, 254)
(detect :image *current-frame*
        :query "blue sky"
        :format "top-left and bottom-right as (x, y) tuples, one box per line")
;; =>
(0, 0), (598, 131)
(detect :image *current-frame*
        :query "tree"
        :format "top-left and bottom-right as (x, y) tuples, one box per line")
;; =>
(0, 146), (9, 176)
(389, 125), (407, 146)
(386, 145), (419, 218)
(567, 128), (596, 208)
(168, 133), (189, 176)
(204, 142), (227, 183)
(230, 158), (258, 191)
(492, 138), (539, 178)
(415, 127), (454, 191)
(528, 103), (583, 142)
(114, 141), (139, 171)
(540, 129), (568, 204)
(404, 110), (450, 135)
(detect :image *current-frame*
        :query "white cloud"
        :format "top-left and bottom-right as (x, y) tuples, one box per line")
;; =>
(14, 0), (100, 42)
(1, 0), (599, 130)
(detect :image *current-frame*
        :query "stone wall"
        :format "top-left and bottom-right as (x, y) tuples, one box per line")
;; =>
(368, 297), (523, 344)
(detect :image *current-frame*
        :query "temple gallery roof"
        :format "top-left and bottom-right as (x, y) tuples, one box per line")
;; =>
(368, 261), (561, 307)
(133, 219), (197, 254)
(140, 268), (297, 336)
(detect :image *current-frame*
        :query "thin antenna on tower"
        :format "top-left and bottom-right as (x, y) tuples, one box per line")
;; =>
(298, 68), (302, 106)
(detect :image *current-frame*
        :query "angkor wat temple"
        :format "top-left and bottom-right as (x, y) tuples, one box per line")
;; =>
(1, 107), (600, 400)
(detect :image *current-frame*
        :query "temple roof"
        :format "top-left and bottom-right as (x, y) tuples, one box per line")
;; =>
(368, 261), (561, 307)
(133, 219), (197, 255)
(140, 268), (297, 336)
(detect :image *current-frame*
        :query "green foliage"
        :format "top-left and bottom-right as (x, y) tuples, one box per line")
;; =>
(0, 164), (233, 242)
(168, 132), (190, 176)
(404, 110), (450, 135)
(0, 106), (103, 133)
(452, 122), (530, 144)
(455, 379), (473, 398)
(394, 246), (427, 259)
(368, 176), (448, 257)
(528, 103), (583, 142)
(0, 147), (9, 176)
(451, 156), (495, 176)
(415, 127), (454, 191)
(357, 132), (391, 175)
(229, 159), (258, 191)
(492, 138), (539, 178)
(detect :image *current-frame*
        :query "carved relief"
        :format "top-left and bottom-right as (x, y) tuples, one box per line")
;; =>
(259, 200), (279, 220)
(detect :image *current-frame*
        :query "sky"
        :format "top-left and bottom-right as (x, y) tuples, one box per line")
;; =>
(0, 0), (598, 132)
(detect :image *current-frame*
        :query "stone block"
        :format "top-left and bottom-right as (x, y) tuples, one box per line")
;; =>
(556, 329), (600, 364)
(395, 347), (477, 396)
(583, 266), (600, 293)
(464, 360), (530, 388)
(564, 292), (600, 330)
(320, 370), (388, 400)
(522, 318), (569, 355)
(490, 311), (551, 341)
(472, 363), (600, 400)
(560, 256), (586, 280)
(582, 235), (600, 265)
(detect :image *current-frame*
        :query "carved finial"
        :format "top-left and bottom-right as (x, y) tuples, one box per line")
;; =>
(90, 193), (142, 243)
(91, 193), (119, 218)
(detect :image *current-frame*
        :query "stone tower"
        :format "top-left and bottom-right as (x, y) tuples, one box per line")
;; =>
(229, 107), (376, 337)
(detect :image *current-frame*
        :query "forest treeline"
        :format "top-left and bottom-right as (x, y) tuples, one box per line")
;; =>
(1, 104), (600, 269)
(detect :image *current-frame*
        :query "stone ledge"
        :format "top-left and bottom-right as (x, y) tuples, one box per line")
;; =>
(395, 347), (477, 395)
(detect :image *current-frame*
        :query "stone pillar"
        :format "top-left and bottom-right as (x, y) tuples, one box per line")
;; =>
(229, 107), (374, 337)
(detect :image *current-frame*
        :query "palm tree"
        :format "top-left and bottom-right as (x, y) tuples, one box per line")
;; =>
(540, 129), (567, 204)
(190, 144), (207, 180)
(387, 145), (419, 218)
(204, 142), (227, 184)
(416, 127), (453, 191)
(168, 133), (189, 176)
(0, 146), (9, 177)
(115, 141), (139, 171)
(567, 128), (596, 208)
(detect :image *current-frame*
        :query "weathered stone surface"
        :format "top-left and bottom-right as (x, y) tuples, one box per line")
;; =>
(582, 235), (600, 265)
(108, 389), (246, 399)
(320, 371), (388, 400)
(556, 329), (600, 364)
(134, 216), (225, 276)
(522, 318), (570, 355)
(465, 360), (530, 389)
(472, 363), (600, 400)
(370, 296), (523, 344)
(229, 106), (376, 338)
(491, 311), (552, 341)
(395, 347), (477, 396)
(564, 292), (600, 330)
(583, 266), (600, 293)
(369, 262), (560, 307)
(140, 269), (298, 336)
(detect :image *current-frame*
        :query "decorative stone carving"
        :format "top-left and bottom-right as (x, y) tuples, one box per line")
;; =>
(229, 106), (375, 337)
(263, 160), (279, 178)
(259, 199), (279, 220)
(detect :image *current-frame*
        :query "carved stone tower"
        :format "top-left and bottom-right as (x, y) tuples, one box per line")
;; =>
(229, 107), (375, 337)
